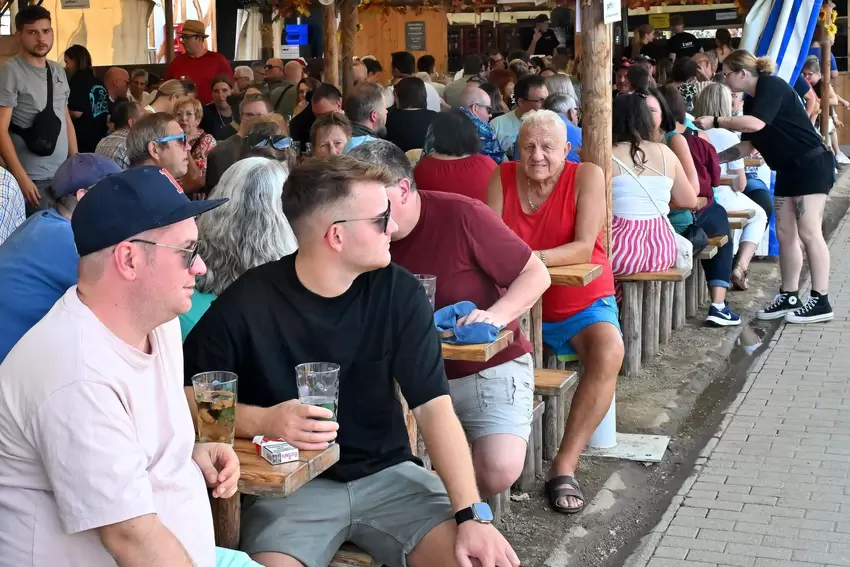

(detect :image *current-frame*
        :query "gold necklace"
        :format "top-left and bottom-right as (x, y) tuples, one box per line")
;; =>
(526, 179), (541, 212)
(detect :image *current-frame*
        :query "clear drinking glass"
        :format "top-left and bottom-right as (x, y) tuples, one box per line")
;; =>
(295, 362), (340, 425)
(303, 142), (313, 158)
(191, 371), (238, 445)
(415, 274), (437, 310)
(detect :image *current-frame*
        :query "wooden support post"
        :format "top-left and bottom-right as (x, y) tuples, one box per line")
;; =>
(340, 0), (358, 96)
(579, 0), (612, 257)
(164, 0), (175, 64)
(686, 260), (698, 318)
(212, 493), (240, 549)
(323, 2), (339, 87)
(659, 281), (674, 344)
(820, 2), (834, 142)
(260, 9), (275, 63)
(642, 280), (661, 359)
(621, 281), (643, 376)
(673, 280), (686, 329)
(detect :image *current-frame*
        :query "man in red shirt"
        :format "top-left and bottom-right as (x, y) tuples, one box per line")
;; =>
(165, 20), (232, 106)
(349, 140), (550, 497)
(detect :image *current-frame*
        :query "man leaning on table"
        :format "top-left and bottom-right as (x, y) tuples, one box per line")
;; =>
(349, 140), (550, 497)
(0, 167), (259, 567)
(183, 155), (520, 567)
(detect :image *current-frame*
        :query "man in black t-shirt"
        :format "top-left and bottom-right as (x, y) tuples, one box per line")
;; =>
(183, 156), (519, 567)
(527, 14), (561, 57)
(665, 14), (702, 61)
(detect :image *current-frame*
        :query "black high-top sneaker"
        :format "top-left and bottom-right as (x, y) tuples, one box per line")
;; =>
(785, 292), (834, 324)
(756, 290), (800, 320)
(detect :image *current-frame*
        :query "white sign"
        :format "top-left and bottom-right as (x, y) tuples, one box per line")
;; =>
(281, 45), (300, 59)
(715, 10), (738, 21)
(61, 0), (90, 8)
(603, 0), (621, 24)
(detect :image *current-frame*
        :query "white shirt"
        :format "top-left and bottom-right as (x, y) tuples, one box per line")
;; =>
(704, 128), (745, 176)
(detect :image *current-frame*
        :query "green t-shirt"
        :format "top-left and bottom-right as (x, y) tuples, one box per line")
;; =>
(179, 291), (217, 342)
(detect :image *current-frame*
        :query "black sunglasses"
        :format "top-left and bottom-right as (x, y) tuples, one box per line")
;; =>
(331, 202), (391, 234)
(247, 134), (292, 151)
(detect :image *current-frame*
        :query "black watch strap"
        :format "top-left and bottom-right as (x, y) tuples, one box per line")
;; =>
(714, 116), (721, 129)
(454, 507), (474, 525)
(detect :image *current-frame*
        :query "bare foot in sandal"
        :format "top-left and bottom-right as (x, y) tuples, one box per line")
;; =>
(731, 266), (749, 291)
(545, 474), (586, 514)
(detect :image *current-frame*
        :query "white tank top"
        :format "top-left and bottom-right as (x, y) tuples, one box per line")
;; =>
(611, 145), (674, 221)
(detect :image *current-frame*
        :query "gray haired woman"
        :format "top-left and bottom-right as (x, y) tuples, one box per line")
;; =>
(179, 157), (298, 340)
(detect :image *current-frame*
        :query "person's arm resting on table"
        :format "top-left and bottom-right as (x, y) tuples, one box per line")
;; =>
(536, 162), (606, 266)
(33, 382), (194, 566)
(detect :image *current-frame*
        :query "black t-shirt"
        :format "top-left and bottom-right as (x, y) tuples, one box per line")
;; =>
(531, 29), (560, 56)
(200, 103), (236, 141)
(289, 105), (316, 144)
(68, 71), (109, 153)
(742, 74), (824, 170)
(182, 253), (449, 482)
(666, 32), (701, 59)
(385, 108), (437, 152)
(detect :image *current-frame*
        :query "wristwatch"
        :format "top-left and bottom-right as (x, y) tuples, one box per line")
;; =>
(455, 502), (494, 525)
(714, 116), (721, 129)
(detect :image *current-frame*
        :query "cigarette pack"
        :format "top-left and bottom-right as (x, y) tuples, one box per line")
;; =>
(252, 436), (299, 465)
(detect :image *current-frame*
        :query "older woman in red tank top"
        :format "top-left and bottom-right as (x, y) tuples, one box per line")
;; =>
(486, 109), (623, 516)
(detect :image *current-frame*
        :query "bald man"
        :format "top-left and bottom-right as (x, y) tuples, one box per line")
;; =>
(269, 60), (307, 118)
(264, 58), (286, 89)
(104, 67), (130, 106)
(353, 61), (368, 87)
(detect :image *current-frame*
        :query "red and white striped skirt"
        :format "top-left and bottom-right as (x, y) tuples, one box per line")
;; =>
(611, 215), (678, 277)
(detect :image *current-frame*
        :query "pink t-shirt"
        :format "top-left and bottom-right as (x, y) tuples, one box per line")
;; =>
(0, 287), (215, 566)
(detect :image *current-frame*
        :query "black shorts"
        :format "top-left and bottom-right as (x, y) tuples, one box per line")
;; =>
(774, 150), (835, 197)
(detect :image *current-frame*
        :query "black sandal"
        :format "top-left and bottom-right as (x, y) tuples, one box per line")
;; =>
(545, 475), (586, 514)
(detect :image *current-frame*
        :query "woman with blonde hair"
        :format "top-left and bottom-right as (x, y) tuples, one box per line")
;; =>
(179, 157), (298, 339)
(544, 73), (579, 102)
(695, 51), (835, 324)
(144, 79), (188, 114)
(175, 96), (216, 194)
(694, 82), (768, 291)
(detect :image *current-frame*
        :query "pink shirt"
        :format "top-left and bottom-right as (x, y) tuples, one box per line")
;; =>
(0, 288), (215, 566)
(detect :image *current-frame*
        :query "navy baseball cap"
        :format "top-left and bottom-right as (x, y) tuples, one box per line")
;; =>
(52, 153), (122, 199)
(72, 166), (228, 257)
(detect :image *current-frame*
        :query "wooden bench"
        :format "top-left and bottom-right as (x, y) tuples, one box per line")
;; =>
(534, 368), (579, 459)
(548, 264), (604, 286)
(728, 209), (756, 219)
(516, 399), (546, 492)
(718, 175), (736, 187)
(615, 267), (692, 376)
(441, 329), (514, 362)
(744, 158), (764, 167)
(728, 218), (748, 231)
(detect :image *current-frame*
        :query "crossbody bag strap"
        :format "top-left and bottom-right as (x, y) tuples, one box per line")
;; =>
(45, 64), (53, 111)
(612, 154), (679, 240)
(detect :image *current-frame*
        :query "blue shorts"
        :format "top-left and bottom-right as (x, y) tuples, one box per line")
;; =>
(542, 296), (621, 362)
(216, 547), (260, 567)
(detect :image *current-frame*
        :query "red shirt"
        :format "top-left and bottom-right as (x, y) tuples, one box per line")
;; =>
(683, 132), (720, 209)
(499, 161), (615, 322)
(165, 51), (232, 105)
(413, 154), (497, 204)
(390, 191), (533, 379)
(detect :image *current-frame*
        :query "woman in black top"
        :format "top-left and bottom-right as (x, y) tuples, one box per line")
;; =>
(200, 75), (236, 141)
(64, 45), (108, 152)
(384, 77), (436, 152)
(695, 50), (834, 324)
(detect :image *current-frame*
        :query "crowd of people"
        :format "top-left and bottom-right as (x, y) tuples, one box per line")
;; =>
(0, 3), (839, 567)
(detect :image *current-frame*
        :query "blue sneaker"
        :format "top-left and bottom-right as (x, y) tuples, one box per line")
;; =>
(706, 302), (742, 327)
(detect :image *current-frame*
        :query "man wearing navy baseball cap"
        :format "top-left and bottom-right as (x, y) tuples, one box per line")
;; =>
(0, 166), (261, 567)
(0, 153), (120, 362)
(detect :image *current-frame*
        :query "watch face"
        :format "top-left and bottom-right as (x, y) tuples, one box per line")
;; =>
(472, 502), (494, 523)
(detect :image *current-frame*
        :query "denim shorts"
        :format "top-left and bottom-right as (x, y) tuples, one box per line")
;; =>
(542, 296), (622, 362)
(448, 353), (535, 442)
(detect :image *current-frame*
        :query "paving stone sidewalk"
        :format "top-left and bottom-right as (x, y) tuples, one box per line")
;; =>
(626, 212), (850, 567)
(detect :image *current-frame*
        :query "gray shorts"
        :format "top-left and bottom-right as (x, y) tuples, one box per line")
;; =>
(449, 353), (535, 442)
(240, 461), (453, 567)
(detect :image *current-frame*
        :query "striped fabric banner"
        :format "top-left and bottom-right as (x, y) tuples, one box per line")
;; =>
(739, 0), (823, 84)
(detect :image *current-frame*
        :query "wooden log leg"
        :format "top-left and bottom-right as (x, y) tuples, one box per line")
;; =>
(531, 298), (544, 369)
(556, 393), (566, 462)
(213, 492), (241, 549)
(502, 487), (511, 516)
(534, 411), (544, 477)
(621, 281), (643, 376)
(486, 491), (503, 525)
(697, 261), (707, 306)
(686, 260), (698, 318)
(642, 280), (661, 359)
(659, 281), (674, 344)
(517, 432), (537, 491)
(673, 280), (686, 329)
(542, 394), (559, 460)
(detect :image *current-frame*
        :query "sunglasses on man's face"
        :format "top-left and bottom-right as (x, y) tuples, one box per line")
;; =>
(247, 134), (292, 151)
(265, 64), (283, 71)
(154, 133), (189, 146)
(331, 202), (392, 234)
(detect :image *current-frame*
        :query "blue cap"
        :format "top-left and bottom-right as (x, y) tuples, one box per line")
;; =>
(72, 166), (228, 257)
(52, 154), (122, 199)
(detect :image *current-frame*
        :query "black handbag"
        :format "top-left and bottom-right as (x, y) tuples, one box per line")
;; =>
(10, 64), (62, 157)
(682, 213), (709, 256)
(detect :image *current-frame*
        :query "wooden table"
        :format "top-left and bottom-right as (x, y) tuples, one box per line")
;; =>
(719, 175), (736, 187)
(728, 209), (756, 219)
(441, 329), (514, 362)
(729, 218), (748, 231)
(213, 439), (340, 549)
(744, 158), (765, 167)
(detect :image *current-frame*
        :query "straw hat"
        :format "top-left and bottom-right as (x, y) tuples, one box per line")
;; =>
(181, 20), (208, 37)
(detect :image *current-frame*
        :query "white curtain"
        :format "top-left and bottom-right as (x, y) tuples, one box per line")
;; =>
(235, 7), (283, 61)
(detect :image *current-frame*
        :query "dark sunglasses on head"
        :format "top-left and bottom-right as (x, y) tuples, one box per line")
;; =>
(331, 202), (392, 234)
(247, 134), (292, 151)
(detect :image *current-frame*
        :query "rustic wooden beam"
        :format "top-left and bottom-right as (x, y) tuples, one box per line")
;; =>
(165, 0), (175, 63)
(820, 2), (834, 141)
(341, 0), (358, 95)
(579, 0), (612, 256)
(324, 2), (340, 87)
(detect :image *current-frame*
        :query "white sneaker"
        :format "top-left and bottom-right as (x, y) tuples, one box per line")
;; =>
(836, 153), (850, 165)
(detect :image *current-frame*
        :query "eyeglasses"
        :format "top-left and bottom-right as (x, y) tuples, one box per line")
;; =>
(247, 134), (292, 150)
(154, 133), (189, 146)
(522, 97), (547, 105)
(331, 202), (392, 234)
(722, 70), (738, 79)
(264, 64), (283, 70)
(473, 103), (492, 114)
(129, 239), (201, 269)
(180, 34), (202, 42)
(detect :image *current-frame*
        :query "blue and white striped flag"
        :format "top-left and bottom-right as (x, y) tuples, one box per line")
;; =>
(739, 0), (823, 84)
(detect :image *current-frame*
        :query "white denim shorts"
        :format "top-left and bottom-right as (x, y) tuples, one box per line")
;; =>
(448, 353), (535, 442)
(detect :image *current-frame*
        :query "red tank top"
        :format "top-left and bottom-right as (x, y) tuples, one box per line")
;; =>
(500, 161), (615, 323)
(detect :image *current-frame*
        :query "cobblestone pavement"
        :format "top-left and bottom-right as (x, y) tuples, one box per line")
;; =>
(627, 211), (850, 567)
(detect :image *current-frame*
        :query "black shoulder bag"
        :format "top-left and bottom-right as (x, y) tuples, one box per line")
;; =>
(10, 64), (62, 157)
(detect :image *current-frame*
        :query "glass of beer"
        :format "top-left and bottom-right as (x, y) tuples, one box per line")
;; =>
(414, 274), (437, 310)
(191, 371), (238, 445)
(295, 362), (340, 430)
